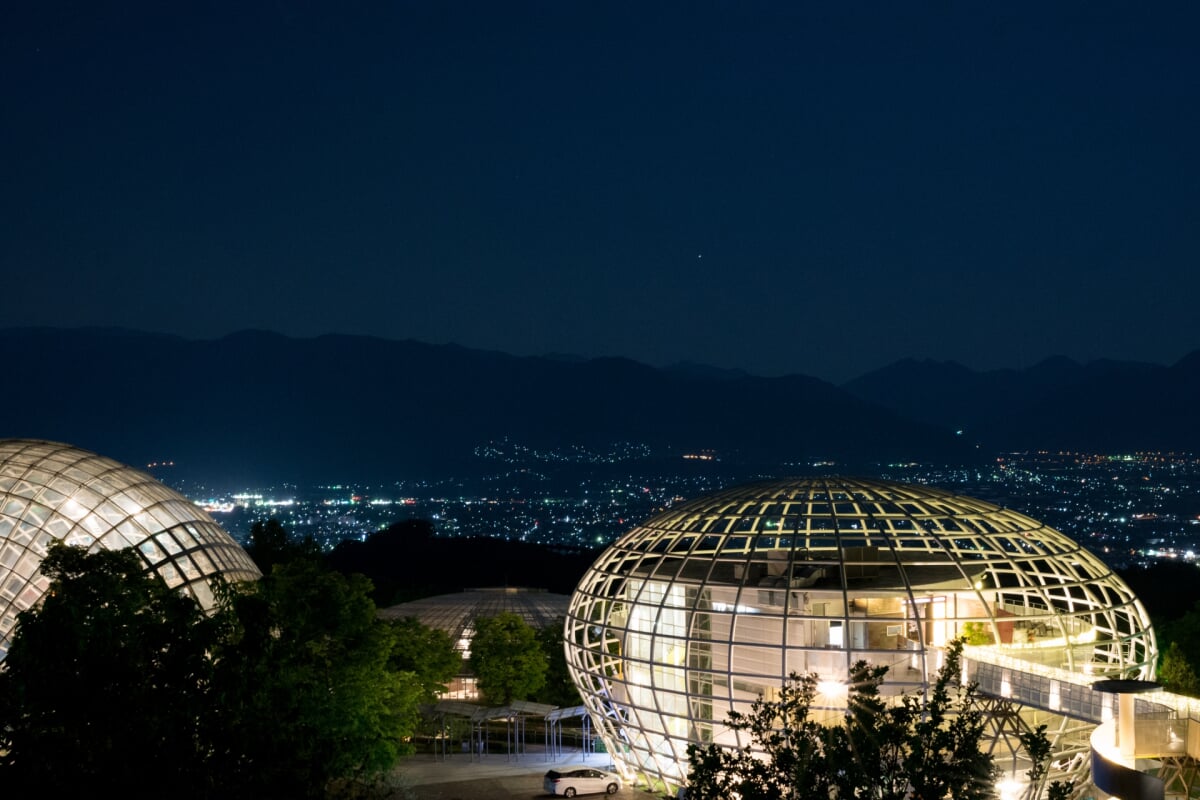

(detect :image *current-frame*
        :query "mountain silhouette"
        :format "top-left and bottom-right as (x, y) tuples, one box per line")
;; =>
(0, 327), (974, 485)
(843, 354), (1198, 452)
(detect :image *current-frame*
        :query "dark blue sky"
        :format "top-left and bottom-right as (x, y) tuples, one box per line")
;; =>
(3, 2), (1197, 382)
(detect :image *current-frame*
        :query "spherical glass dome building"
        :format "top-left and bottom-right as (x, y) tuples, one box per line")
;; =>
(0, 439), (261, 660)
(564, 477), (1155, 789)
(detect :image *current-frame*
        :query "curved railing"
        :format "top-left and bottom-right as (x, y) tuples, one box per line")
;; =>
(1088, 717), (1200, 800)
(1090, 737), (1165, 800)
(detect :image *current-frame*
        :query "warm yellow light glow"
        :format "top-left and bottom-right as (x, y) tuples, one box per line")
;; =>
(0, 439), (261, 662)
(563, 477), (1159, 791)
(996, 776), (1025, 800)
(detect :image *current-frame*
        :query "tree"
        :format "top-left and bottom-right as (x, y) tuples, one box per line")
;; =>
(1157, 641), (1200, 696)
(1154, 601), (1200, 698)
(687, 640), (1030, 800)
(209, 557), (420, 798)
(961, 621), (993, 645)
(0, 544), (220, 797)
(899, 642), (994, 800)
(388, 616), (462, 704)
(1020, 724), (1075, 800)
(246, 517), (319, 573)
(0, 544), (422, 800)
(536, 618), (581, 708)
(469, 612), (548, 705)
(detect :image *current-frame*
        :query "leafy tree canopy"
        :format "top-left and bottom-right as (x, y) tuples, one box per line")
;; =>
(686, 640), (1056, 800)
(469, 612), (547, 705)
(0, 544), (220, 796)
(209, 558), (419, 798)
(535, 618), (581, 708)
(0, 544), (423, 800)
(388, 615), (462, 704)
(326, 520), (598, 604)
(246, 517), (319, 573)
(1150, 597), (1200, 698)
(1157, 640), (1200, 697)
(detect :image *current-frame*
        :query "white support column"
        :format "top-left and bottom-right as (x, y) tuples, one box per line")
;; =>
(1119, 692), (1137, 758)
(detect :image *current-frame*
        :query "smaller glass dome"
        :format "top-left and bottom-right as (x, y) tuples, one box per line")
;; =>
(380, 587), (570, 699)
(0, 439), (262, 660)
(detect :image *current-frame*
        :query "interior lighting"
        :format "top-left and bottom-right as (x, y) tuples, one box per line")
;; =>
(996, 776), (1024, 800)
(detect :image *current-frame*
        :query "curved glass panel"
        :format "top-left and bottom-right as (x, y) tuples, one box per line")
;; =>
(380, 588), (571, 700)
(0, 439), (262, 660)
(565, 478), (1156, 791)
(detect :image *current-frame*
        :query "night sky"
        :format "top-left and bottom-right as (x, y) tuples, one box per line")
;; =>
(3, 3), (1197, 382)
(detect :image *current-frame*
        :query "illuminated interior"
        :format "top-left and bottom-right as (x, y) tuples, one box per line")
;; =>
(0, 439), (261, 660)
(564, 477), (1156, 792)
(379, 587), (570, 700)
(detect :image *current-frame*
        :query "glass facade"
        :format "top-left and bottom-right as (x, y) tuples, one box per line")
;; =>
(379, 587), (570, 699)
(564, 478), (1156, 791)
(0, 439), (261, 660)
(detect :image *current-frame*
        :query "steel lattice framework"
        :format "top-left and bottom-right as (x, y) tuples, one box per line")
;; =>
(564, 477), (1156, 790)
(0, 439), (261, 660)
(380, 588), (570, 700)
(380, 588), (570, 659)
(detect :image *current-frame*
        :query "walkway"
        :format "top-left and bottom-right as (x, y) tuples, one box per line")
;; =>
(394, 747), (650, 800)
(967, 646), (1200, 800)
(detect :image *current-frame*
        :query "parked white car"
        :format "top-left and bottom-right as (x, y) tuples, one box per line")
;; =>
(543, 767), (622, 796)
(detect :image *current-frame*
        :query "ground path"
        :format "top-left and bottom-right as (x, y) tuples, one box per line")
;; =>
(394, 747), (654, 800)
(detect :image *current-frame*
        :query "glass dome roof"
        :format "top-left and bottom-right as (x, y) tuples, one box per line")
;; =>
(565, 477), (1155, 789)
(380, 587), (571, 700)
(0, 439), (261, 660)
(380, 587), (570, 658)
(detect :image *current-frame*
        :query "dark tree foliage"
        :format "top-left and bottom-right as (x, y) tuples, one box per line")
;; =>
(1144, 596), (1200, 697)
(469, 612), (547, 705)
(326, 519), (599, 604)
(246, 517), (319, 573)
(208, 558), (418, 799)
(1119, 563), (1200, 698)
(1020, 724), (1076, 800)
(686, 640), (1028, 800)
(1118, 562), (1200, 625)
(388, 615), (462, 704)
(535, 618), (581, 708)
(1158, 639), (1200, 696)
(326, 519), (440, 604)
(899, 643), (994, 800)
(0, 544), (220, 797)
(0, 544), (421, 800)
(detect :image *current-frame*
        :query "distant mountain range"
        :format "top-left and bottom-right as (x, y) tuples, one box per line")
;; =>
(0, 327), (1195, 485)
(842, 354), (1200, 453)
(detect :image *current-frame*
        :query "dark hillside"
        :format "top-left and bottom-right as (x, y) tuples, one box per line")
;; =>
(326, 520), (597, 605)
(0, 327), (975, 485)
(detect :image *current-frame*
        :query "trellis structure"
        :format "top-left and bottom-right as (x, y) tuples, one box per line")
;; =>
(564, 477), (1157, 793)
(0, 438), (261, 660)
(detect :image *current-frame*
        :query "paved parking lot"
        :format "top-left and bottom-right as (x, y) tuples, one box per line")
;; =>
(394, 750), (657, 800)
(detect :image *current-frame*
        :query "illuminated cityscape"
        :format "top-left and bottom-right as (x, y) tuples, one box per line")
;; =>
(4, 3), (1199, 798)
(162, 444), (1200, 573)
